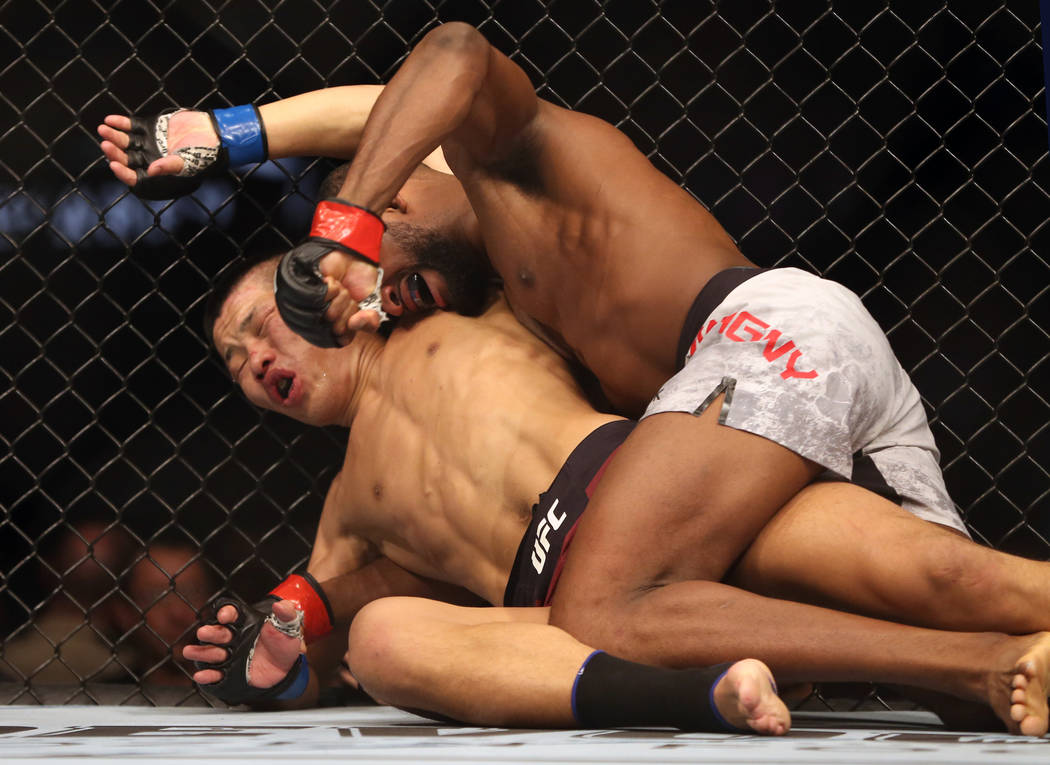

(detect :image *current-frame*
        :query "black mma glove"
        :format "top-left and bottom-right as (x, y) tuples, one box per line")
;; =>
(125, 105), (267, 200)
(275, 199), (387, 347)
(193, 595), (309, 705)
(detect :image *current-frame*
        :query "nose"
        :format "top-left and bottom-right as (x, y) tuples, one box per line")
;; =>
(248, 348), (275, 379)
(380, 284), (404, 317)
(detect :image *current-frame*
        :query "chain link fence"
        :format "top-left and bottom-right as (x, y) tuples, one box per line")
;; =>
(1, 0), (1047, 708)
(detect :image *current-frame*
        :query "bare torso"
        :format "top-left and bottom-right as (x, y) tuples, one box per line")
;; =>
(326, 298), (620, 603)
(448, 103), (752, 416)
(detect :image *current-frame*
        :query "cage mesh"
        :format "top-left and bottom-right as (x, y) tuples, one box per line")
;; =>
(0, 0), (1047, 708)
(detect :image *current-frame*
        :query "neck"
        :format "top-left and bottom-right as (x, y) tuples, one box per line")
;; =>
(337, 332), (385, 427)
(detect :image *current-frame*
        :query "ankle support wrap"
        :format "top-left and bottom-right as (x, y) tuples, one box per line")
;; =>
(571, 651), (743, 732)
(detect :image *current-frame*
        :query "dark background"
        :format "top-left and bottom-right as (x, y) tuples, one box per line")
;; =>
(1, 0), (1047, 704)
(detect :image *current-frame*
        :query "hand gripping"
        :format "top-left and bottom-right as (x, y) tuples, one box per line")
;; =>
(274, 200), (387, 347)
(193, 596), (309, 705)
(126, 105), (267, 200)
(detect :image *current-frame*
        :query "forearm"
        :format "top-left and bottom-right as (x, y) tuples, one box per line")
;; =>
(257, 85), (384, 159)
(316, 557), (487, 625)
(338, 23), (494, 209)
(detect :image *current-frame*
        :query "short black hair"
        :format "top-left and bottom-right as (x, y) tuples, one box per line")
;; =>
(202, 251), (282, 349)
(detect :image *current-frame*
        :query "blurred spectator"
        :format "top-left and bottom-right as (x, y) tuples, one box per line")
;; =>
(1, 520), (135, 684)
(2, 524), (215, 688)
(118, 539), (215, 685)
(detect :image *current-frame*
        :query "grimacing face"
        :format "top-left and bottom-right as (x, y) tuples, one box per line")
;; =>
(211, 266), (347, 425)
(376, 170), (493, 318)
(378, 222), (492, 317)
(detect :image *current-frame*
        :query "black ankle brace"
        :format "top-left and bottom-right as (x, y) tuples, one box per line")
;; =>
(571, 651), (743, 732)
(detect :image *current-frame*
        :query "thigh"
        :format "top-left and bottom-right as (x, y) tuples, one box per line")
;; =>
(357, 596), (551, 628)
(727, 481), (972, 617)
(552, 401), (821, 608)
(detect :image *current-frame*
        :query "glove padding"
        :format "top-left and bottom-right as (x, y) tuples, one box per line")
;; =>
(275, 239), (389, 348)
(275, 239), (345, 348)
(193, 596), (308, 705)
(275, 199), (388, 347)
(125, 110), (227, 200)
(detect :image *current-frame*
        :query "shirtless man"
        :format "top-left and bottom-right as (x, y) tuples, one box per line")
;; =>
(98, 58), (1050, 731)
(99, 23), (984, 689)
(175, 255), (1050, 734)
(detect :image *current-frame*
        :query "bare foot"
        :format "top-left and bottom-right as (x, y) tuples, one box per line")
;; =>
(713, 659), (790, 735)
(990, 632), (1050, 736)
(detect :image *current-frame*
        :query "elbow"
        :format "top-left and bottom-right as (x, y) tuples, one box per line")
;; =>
(417, 22), (489, 65)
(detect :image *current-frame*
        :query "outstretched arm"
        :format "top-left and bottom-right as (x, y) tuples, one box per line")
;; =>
(97, 85), (451, 189)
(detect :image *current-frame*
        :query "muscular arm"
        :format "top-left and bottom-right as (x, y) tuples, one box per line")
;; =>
(188, 470), (483, 709)
(335, 22), (538, 210)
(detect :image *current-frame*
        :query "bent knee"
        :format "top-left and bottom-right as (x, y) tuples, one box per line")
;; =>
(346, 599), (416, 693)
(920, 535), (999, 601)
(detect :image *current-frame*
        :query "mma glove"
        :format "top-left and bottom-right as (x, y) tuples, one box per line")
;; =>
(125, 104), (267, 200)
(275, 199), (387, 348)
(194, 573), (334, 705)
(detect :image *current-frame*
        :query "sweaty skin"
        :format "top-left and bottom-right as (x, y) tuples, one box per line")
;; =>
(99, 52), (1050, 733)
(195, 261), (1050, 734)
(210, 264), (616, 604)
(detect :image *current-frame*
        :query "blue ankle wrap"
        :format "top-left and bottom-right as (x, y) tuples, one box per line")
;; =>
(274, 654), (310, 701)
(212, 105), (267, 166)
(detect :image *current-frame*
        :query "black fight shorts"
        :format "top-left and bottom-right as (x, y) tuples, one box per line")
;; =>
(503, 419), (636, 607)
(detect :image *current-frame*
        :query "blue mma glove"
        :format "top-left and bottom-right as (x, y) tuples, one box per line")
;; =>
(126, 105), (267, 200)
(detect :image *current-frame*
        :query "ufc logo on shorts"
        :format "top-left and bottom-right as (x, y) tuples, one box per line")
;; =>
(687, 310), (818, 380)
(531, 499), (567, 574)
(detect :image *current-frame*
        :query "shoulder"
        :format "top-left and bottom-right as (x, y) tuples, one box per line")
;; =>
(472, 101), (649, 199)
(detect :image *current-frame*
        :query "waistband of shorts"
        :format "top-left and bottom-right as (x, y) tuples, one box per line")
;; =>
(675, 267), (767, 371)
(501, 419), (635, 608)
(550, 419), (636, 496)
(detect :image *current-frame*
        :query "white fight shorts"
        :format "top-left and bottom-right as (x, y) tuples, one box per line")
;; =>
(644, 267), (967, 535)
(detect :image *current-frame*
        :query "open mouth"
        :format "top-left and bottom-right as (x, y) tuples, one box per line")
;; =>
(405, 273), (435, 311)
(276, 375), (293, 400)
(398, 272), (448, 313)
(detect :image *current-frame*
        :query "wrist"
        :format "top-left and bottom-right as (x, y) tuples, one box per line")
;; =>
(274, 654), (310, 701)
(309, 199), (385, 264)
(269, 573), (335, 644)
(210, 104), (268, 166)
